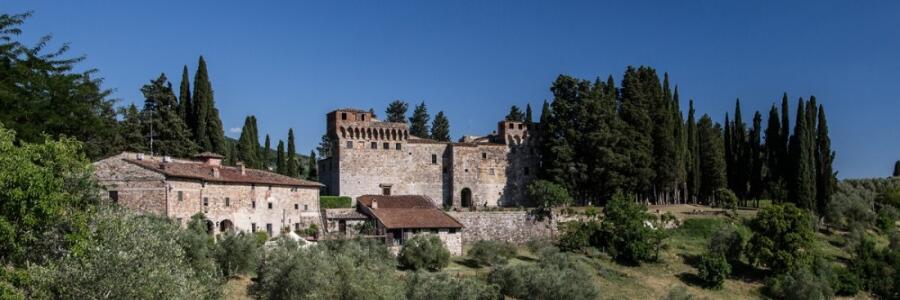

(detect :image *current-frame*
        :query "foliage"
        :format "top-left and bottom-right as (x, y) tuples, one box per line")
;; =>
(601, 192), (653, 264)
(662, 286), (698, 300)
(254, 238), (404, 300)
(430, 111), (451, 141)
(505, 105), (524, 122)
(236, 116), (260, 168)
(32, 209), (221, 299)
(467, 240), (518, 267)
(763, 266), (834, 300)
(409, 101), (430, 138)
(849, 234), (900, 298)
(713, 188), (738, 209)
(398, 234), (450, 271)
(286, 128), (300, 177)
(320, 196), (353, 208)
(138, 73), (199, 157)
(708, 224), (749, 264)
(405, 272), (500, 300)
(385, 100), (409, 123)
(253, 231), (269, 246)
(487, 249), (599, 300)
(190, 56), (226, 154)
(214, 232), (261, 277)
(830, 266), (859, 296)
(558, 220), (600, 252)
(698, 115), (727, 202)
(747, 203), (815, 274)
(526, 180), (572, 216)
(696, 252), (730, 289)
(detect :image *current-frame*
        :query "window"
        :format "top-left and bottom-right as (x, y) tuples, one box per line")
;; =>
(361, 114), (366, 121)
(396, 143), (401, 150)
(524, 167), (530, 175)
(431, 154), (437, 164)
(482, 152), (487, 159)
(268, 202), (273, 209)
(251, 223), (257, 232)
(490, 168), (495, 175)
(295, 223), (301, 231)
(225, 197), (230, 207)
(294, 203), (299, 210)
(252, 200), (256, 208)
(465, 169), (469, 173)
(203, 197), (209, 207)
(371, 142), (377, 149)
(304, 204), (308, 211)
(383, 142), (389, 149)
(443, 167), (448, 174)
(508, 123), (514, 129)
(108, 191), (119, 203)
(177, 191), (183, 201)
(291, 187), (298, 192)
(382, 186), (391, 196)
(518, 123), (524, 129)
(346, 141), (353, 149)
(268, 186), (272, 191)
(266, 223), (273, 235)
(341, 112), (347, 120)
(449, 228), (458, 233)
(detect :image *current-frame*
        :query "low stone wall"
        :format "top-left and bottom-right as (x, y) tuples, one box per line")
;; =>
(448, 211), (557, 245)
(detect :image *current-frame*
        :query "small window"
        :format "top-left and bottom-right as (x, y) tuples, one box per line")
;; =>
(225, 197), (230, 207)
(266, 223), (273, 235)
(431, 154), (437, 164)
(443, 167), (448, 174)
(108, 191), (119, 203)
(518, 124), (524, 129)
(295, 223), (301, 231)
(490, 168), (495, 175)
(346, 141), (353, 149)
(341, 112), (347, 120)
(382, 186), (391, 196)
(252, 200), (256, 208)
(361, 114), (366, 121)
(371, 142), (377, 149)
(252, 184), (256, 190)
(449, 228), (458, 233)
(508, 123), (514, 129)
(383, 142), (389, 149)
(268, 186), (272, 191)
(304, 204), (308, 211)
(268, 202), (273, 209)
(294, 203), (299, 210)
(177, 191), (183, 201)
(482, 152), (487, 159)
(524, 167), (530, 175)
(251, 223), (257, 232)
(291, 187), (298, 192)
(465, 169), (469, 173)
(396, 143), (401, 150)
(203, 197), (209, 206)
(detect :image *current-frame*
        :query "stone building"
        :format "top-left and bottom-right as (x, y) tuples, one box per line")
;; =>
(93, 152), (323, 237)
(356, 195), (464, 255)
(318, 108), (538, 208)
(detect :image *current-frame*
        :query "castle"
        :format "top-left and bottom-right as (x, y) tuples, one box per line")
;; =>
(317, 109), (539, 208)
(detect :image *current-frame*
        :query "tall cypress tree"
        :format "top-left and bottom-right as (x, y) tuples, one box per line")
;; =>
(749, 111), (764, 202)
(673, 86), (688, 203)
(698, 115), (726, 203)
(815, 104), (835, 216)
(409, 101), (430, 137)
(780, 93), (791, 182)
(686, 100), (701, 203)
(893, 161), (900, 177)
(307, 150), (318, 180)
(731, 99), (749, 200)
(385, 100), (408, 123)
(287, 128), (299, 177)
(619, 66), (657, 199)
(788, 98), (815, 211)
(262, 134), (271, 170)
(192, 57), (210, 151)
(430, 111), (451, 141)
(178, 65), (192, 130)
(237, 116), (259, 168)
(276, 140), (286, 175)
(140, 74), (198, 157)
(765, 104), (785, 201)
(525, 103), (533, 125)
(652, 73), (677, 203)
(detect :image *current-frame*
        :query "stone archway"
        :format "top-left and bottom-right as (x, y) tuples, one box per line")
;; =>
(219, 219), (234, 233)
(461, 188), (473, 208)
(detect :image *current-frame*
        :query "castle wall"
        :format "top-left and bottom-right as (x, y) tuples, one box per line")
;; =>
(448, 211), (558, 244)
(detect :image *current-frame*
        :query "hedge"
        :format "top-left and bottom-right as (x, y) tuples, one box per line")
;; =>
(320, 196), (352, 208)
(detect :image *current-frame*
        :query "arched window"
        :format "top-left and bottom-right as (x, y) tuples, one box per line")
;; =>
(340, 127), (346, 139)
(461, 188), (473, 208)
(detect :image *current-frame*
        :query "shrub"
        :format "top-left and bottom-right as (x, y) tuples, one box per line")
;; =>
(320, 196), (352, 208)
(696, 253), (730, 289)
(214, 232), (261, 277)
(601, 192), (652, 264)
(875, 205), (898, 232)
(526, 180), (572, 218)
(557, 221), (597, 252)
(253, 231), (269, 246)
(468, 240), (518, 267)
(405, 272), (500, 300)
(763, 267), (834, 300)
(488, 250), (599, 300)
(708, 225), (750, 264)
(714, 188), (738, 210)
(662, 285), (697, 300)
(398, 234), (450, 271)
(831, 266), (859, 296)
(525, 238), (554, 254)
(747, 203), (815, 274)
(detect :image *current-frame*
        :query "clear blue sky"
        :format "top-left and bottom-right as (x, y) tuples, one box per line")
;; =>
(6, 1), (899, 179)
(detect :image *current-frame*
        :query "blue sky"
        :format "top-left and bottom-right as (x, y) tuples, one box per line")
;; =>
(5, 1), (899, 178)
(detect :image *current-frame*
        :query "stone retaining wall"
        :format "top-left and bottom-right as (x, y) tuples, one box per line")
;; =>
(448, 211), (557, 244)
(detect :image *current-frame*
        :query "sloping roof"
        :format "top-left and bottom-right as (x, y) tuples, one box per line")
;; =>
(358, 195), (463, 229)
(193, 152), (225, 159)
(124, 158), (323, 187)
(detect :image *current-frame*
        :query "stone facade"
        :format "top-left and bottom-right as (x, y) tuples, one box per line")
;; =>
(93, 152), (322, 237)
(318, 109), (538, 208)
(448, 211), (557, 244)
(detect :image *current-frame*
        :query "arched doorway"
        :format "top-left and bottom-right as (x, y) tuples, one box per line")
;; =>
(219, 219), (234, 233)
(205, 220), (214, 234)
(461, 188), (472, 208)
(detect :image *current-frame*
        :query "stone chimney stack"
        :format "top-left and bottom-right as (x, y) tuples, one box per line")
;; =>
(237, 162), (246, 175)
(212, 167), (220, 178)
(372, 199), (378, 209)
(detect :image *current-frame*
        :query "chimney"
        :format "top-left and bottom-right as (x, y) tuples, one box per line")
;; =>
(212, 167), (220, 178)
(372, 198), (378, 209)
(137, 153), (144, 160)
(237, 162), (246, 175)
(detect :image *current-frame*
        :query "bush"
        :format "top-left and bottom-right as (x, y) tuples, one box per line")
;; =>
(601, 192), (652, 264)
(696, 253), (730, 289)
(831, 266), (859, 296)
(875, 205), (898, 232)
(557, 221), (598, 252)
(708, 225), (750, 264)
(747, 203), (815, 274)
(254, 239), (403, 299)
(468, 240), (518, 267)
(398, 234), (450, 271)
(763, 267), (833, 300)
(405, 272), (500, 300)
(488, 249), (599, 300)
(714, 188), (738, 210)
(525, 238), (554, 254)
(849, 234), (900, 299)
(526, 180), (572, 218)
(253, 231), (269, 246)
(662, 285), (697, 300)
(214, 232), (261, 277)
(320, 196), (352, 208)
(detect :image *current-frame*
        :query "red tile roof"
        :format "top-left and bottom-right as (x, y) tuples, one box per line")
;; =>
(123, 158), (323, 188)
(358, 195), (463, 229)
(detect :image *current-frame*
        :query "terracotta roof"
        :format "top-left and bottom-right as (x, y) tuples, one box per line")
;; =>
(358, 195), (463, 229)
(193, 152), (225, 159)
(123, 158), (323, 187)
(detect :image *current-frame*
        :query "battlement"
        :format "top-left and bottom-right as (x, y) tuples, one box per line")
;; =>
(326, 109), (410, 144)
(498, 121), (529, 145)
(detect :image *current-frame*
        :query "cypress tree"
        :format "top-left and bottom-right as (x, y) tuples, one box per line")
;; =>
(673, 86), (688, 203)
(525, 103), (533, 125)
(236, 116), (259, 168)
(276, 140), (286, 175)
(724, 114), (733, 194)
(409, 101), (430, 137)
(652, 72), (677, 203)
(698, 115), (726, 203)
(541, 76), (579, 193)
(178, 65), (192, 130)
(732, 99), (749, 200)
(506, 105), (525, 122)
(119, 104), (146, 152)
(385, 100), (408, 123)
(764, 104), (785, 202)
(140, 74), (198, 157)
(686, 100), (701, 203)
(307, 150), (318, 181)
(430, 111), (451, 141)
(894, 161), (900, 177)
(287, 128), (299, 177)
(749, 111), (764, 202)
(369, 108), (377, 119)
(780, 93), (791, 182)
(262, 134), (271, 171)
(619, 66), (657, 199)
(788, 98), (815, 211)
(192, 57), (210, 151)
(815, 104), (835, 216)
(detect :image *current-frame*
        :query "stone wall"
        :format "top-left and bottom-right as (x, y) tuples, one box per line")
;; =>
(449, 211), (557, 244)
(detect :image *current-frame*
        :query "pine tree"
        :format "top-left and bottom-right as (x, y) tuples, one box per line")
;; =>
(119, 104), (146, 152)
(788, 98), (815, 211)
(385, 100), (408, 123)
(409, 101), (430, 137)
(140, 73), (198, 157)
(506, 105), (525, 122)
(894, 161), (900, 177)
(764, 104), (785, 202)
(619, 66), (657, 199)
(225, 140), (237, 166)
(317, 134), (333, 158)
(430, 111), (451, 141)
(686, 100), (701, 203)
(307, 150), (318, 181)
(287, 128), (299, 177)
(261, 134), (271, 170)
(525, 103), (533, 125)
(369, 108), (377, 119)
(276, 140), (286, 175)
(698, 115), (726, 203)
(178, 65), (192, 130)
(815, 104), (835, 216)
(237, 116), (259, 168)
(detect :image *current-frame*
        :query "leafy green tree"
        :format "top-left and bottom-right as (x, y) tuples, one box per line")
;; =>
(526, 180), (572, 215)
(763, 266), (834, 300)
(488, 249), (599, 300)
(236, 116), (259, 168)
(307, 150), (318, 180)
(275, 140), (285, 175)
(317, 134), (333, 158)
(287, 128), (299, 177)
(405, 272), (500, 300)
(409, 101), (430, 137)
(697, 253), (730, 289)
(214, 232), (260, 277)
(430, 111), (451, 141)
(178, 213), (219, 283)
(708, 224), (750, 264)
(192, 56), (226, 154)
(601, 192), (652, 264)
(467, 240), (518, 266)
(747, 203), (815, 274)
(698, 115), (726, 202)
(506, 105), (525, 122)
(385, 100), (409, 123)
(140, 74), (199, 157)
(0, 12), (122, 159)
(178, 65), (192, 127)
(119, 104), (146, 152)
(398, 234), (450, 271)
